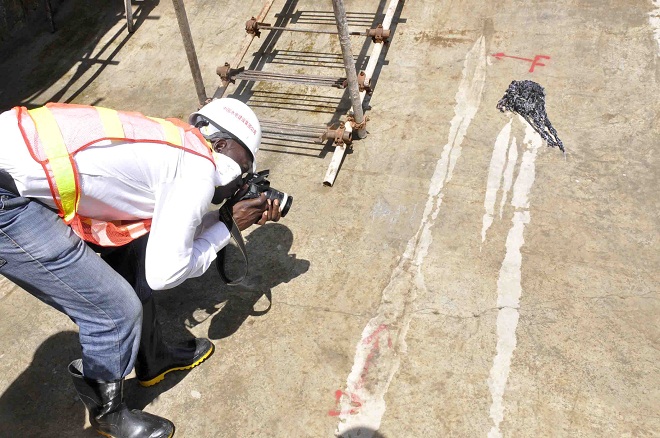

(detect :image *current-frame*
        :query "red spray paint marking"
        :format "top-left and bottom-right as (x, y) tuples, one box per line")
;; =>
(359, 324), (392, 386)
(492, 53), (550, 72)
(328, 324), (393, 416)
(328, 390), (363, 417)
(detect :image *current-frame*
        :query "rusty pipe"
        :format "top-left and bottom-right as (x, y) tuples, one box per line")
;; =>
(332, 0), (366, 139)
(172, 0), (207, 104)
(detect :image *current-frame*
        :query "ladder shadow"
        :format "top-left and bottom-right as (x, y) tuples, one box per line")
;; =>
(248, 89), (343, 114)
(0, 0), (160, 110)
(252, 49), (369, 70)
(289, 9), (377, 26)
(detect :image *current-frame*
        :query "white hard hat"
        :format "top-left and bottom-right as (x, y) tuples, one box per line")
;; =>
(190, 98), (261, 171)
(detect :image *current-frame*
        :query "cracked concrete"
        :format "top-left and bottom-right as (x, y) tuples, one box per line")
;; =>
(0, 0), (658, 437)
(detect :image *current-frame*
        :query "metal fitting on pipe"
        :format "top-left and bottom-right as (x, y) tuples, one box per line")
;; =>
(216, 62), (246, 85)
(357, 71), (372, 95)
(320, 123), (353, 146)
(347, 114), (368, 132)
(367, 24), (390, 43)
(246, 17), (272, 37)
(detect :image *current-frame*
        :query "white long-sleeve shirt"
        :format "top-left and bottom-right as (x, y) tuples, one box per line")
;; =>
(0, 109), (230, 290)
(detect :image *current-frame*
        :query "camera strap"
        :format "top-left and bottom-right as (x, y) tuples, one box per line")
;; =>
(0, 169), (19, 196)
(215, 203), (249, 285)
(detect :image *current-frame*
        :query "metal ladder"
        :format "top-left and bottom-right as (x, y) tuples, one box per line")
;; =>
(172, 0), (401, 186)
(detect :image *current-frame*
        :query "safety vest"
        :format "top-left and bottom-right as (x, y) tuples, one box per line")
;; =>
(15, 102), (215, 246)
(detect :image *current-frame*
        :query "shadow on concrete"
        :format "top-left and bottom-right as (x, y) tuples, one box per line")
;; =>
(0, 331), (97, 437)
(0, 223), (309, 423)
(156, 222), (309, 341)
(119, 223), (309, 411)
(252, 49), (366, 70)
(0, 0), (159, 111)
(86, 223), (307, 410)
(124, 367), (191, 412)
(338, 428), (387, 438)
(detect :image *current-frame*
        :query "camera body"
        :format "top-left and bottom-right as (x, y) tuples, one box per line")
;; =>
(239, 170), (292, 217)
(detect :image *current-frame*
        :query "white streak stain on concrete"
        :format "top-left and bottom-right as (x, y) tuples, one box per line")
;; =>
(481, 119), (512, 243)
(336, 36), (488, 437)
(650, 1), (660, 57)
(510, 127), (540, 210)
(487, 123), (542, 438)
(499, 137), (518, 219)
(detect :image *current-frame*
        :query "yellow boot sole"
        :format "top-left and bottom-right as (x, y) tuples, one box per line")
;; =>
(97, 429), (174, 438)
(138, 344), (214, 387)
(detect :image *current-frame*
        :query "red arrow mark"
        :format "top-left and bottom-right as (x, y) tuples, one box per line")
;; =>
(491, 53), (550, 72)
(529, 55), (550, 73)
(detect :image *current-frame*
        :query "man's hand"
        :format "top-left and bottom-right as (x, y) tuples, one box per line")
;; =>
(231, 195), (281, 231)
(257, 198), (281, 225)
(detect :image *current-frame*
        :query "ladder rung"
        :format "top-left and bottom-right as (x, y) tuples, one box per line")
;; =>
(233, 70), (346, 88)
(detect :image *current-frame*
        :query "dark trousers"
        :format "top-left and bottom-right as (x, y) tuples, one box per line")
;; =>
(88, 234), (154, 304)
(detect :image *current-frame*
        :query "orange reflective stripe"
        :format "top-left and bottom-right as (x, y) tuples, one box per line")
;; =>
(27, 106), (78, 221)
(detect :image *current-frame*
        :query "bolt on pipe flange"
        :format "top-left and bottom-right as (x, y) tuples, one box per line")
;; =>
(367, 24), (390, 43)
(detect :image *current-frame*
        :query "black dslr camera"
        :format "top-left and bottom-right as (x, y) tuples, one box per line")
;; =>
(239, 170), (293, 217)
(216, 169), (292, 285)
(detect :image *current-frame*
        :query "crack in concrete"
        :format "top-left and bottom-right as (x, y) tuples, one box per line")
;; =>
(525, 291), (658, 307)
(582, 292), (658, 301)
(277, 300), (367, 318)
(414, 307), (500, 319)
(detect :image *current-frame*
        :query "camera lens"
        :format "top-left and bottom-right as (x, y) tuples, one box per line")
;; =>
(279, 193), (292, 217)
(265, 189), (293, 217)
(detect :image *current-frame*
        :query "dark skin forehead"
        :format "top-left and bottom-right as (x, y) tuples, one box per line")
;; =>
(212, 138), (253, 174)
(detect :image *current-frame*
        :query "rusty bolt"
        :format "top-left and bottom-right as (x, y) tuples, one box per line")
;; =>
(246, 17), (271, 38)
(367, 24), (390, 44)
(335, 126), (353, 145)
(320, 123), (353, 146)
(357, 71), (372, 95)
(216, 63), (244, 85)
(347, 114), (368, 132)
(216, 62), (232, 82)
(245, 17), (261, 37)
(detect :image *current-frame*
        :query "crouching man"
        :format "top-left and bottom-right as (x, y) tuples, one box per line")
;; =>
(0, 98), (279, 437)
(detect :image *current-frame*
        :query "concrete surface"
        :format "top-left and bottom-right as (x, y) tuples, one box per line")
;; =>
(0, 0), (658, 437)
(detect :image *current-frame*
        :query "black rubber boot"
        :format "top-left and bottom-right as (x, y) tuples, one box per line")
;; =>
(135, 296), (214, 387)
(68, 359), (174, 438)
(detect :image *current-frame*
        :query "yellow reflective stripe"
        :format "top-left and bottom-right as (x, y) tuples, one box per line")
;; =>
(148, 117), (182, 146)
(96, 107), (125, 138)
(50, 156), (77, 221)
(28, 107), (78, 221)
